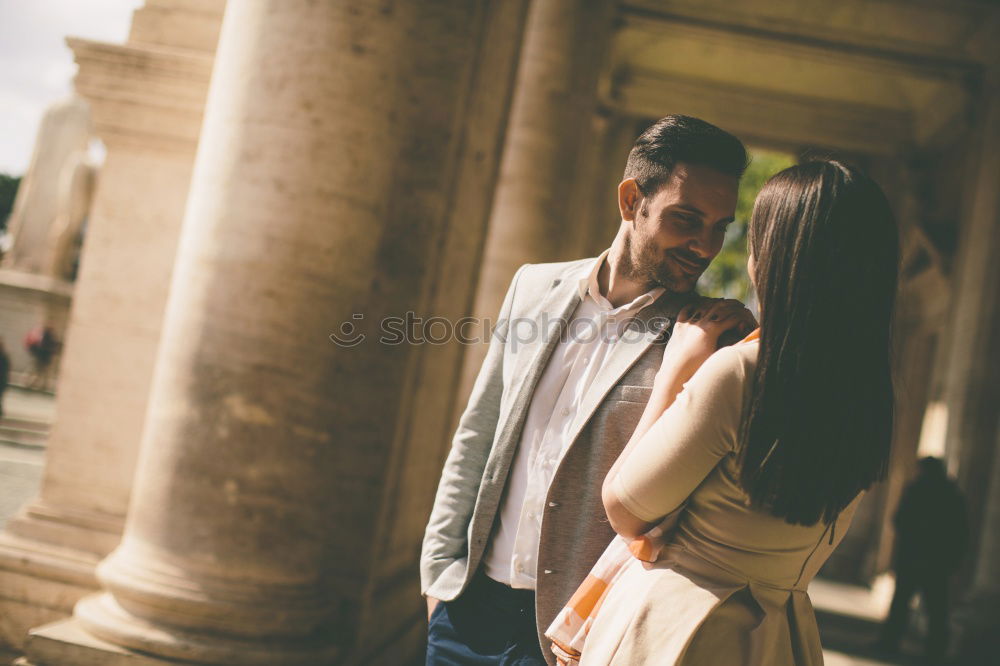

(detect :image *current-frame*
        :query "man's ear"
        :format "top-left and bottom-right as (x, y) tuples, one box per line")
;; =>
(619, 178), (642, 223)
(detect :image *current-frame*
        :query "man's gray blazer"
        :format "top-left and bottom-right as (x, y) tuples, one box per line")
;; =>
(420, 256), (698, 665)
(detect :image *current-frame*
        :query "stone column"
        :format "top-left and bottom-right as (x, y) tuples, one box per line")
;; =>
(872, 157), (950, 575)
(455, 0), (616, 412)
(955, 424), (1000, 661)
(346, 1), (532, 660)
(22, 0), (528, 664)
(946, 88), (1000, 550)
(575, 112), (644, 259)
(0, 0), (225, 651)
(949, 82), (1000, 662)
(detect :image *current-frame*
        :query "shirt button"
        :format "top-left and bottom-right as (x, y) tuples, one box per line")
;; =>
(515, 563), (524, 573)
(561, 406), (571, 417)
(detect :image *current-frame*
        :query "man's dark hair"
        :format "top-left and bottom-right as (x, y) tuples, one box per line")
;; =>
(623, 115), (749, 195)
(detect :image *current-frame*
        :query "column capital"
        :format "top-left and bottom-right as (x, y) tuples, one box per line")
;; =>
(68, 38), (213, 152)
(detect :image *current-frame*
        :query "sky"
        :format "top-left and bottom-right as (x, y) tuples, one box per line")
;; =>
(0, 0), (143, 176)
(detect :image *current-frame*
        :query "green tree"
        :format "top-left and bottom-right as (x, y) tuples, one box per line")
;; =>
(0, 173), (22, 232)
(697, 149), (795, 300)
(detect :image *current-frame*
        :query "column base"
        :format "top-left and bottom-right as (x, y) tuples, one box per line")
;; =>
(22, 617), (180, 666)
(0, 500), (124, 651)
(0, 533), (102, 651)
(4, 501), (124, 558)
(69, 593), (340, 666)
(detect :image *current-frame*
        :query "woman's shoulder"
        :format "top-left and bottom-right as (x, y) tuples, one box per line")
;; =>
(728, 337), (759, 371)
(696, 338), (758, 385)
(677, 339), (758, 416)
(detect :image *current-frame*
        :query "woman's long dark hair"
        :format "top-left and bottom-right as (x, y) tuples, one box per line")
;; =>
(739, 160), (899, 526)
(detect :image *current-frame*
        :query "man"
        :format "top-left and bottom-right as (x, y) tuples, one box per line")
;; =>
(876, 456), (969, 663)
(0, 337), (9, 419)
(421, 115), (751, 665)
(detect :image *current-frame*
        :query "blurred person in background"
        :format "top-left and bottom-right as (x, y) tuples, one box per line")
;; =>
(876, 456), (969, 664)
(0, 337), (10, 419)
(23, 323), (59, 392)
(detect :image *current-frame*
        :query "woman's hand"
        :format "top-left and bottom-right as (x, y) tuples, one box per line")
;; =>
(659, 298), (756, 384)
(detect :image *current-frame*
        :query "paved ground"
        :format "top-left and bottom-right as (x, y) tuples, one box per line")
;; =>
(813, 576), (933, 665)
(0, 385), (52, 531)
(1, 385), (56, 423)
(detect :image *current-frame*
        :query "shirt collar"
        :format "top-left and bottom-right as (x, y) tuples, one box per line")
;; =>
(578, 247), (667, 312)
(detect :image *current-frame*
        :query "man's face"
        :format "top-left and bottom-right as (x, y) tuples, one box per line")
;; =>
(622, 162), (739, 292)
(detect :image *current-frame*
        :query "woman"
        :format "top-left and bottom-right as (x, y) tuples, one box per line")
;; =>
(548, 160), (899, 665)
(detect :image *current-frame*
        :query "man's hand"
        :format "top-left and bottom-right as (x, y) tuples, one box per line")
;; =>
(427, 596), (441, 621)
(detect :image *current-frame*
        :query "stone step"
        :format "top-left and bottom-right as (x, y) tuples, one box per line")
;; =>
(0, 443), (44, 534)
(0, 417), (49, 451)
(0, 416), (49, 432)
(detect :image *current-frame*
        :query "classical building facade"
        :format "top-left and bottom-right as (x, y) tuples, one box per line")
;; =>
(0, 0), (997, 663)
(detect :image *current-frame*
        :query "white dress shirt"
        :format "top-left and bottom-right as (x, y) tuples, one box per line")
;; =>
(482, 247), (666, 589)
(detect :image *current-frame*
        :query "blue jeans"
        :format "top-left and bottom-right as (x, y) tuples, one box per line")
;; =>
(426, 568), (548, 665)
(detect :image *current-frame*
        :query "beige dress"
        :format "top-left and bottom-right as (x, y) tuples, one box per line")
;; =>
(578, 338), (863, 665)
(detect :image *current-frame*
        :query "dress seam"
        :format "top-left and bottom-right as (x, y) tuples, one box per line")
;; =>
(792, 521), (833, 589)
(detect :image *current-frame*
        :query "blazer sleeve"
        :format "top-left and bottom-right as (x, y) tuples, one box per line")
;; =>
(609, 344), (748, 523)
(419, 262), (529, 595)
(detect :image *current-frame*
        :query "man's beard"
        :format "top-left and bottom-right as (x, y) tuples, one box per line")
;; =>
(622, 227), (704, 293)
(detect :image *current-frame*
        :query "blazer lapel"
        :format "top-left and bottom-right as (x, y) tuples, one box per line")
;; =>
(486, 265), (586, 480)
(563, 289), (696, 451)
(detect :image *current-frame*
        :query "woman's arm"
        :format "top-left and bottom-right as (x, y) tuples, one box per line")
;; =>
(602, 298), (755, 538)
